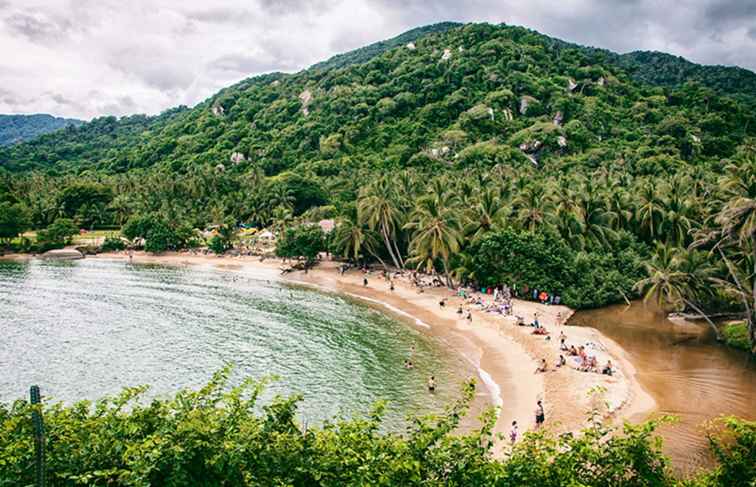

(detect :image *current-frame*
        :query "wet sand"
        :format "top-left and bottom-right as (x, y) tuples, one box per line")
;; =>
(6, 251), (653, 455)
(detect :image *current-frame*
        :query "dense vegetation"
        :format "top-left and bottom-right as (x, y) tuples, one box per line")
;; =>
(0, 22), (755, 350)
(1, 370), (754, 486)
(0, 114), (82, 146)
(309, 22), (461, 72)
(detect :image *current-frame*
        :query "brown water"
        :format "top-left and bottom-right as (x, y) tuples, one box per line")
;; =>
(571, 303), (755, 474)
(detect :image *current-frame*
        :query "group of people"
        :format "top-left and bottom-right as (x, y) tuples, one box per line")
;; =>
(346, 266), (624, 443)
(559, 334), (614, 375)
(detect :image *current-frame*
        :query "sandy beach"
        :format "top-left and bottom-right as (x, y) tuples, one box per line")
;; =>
(3, 251), (656, 452)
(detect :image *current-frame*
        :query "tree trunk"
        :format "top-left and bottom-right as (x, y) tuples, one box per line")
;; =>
(381, 224), (401, 269)
(442, 258), (454, 289)
(391, 236), (404, 269)
(684, 299), (722, 341)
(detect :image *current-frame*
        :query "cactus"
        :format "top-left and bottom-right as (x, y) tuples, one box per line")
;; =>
(30, 385), (45, 487)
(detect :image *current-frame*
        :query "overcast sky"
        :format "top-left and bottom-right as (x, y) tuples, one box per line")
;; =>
(1, 0), (755, 120)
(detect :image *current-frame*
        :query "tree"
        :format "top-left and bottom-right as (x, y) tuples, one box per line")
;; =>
(0, 201), (30, 244)
(275, 224), (326, 262)
(708, 158), (756, 352)
(358, 178), (405, 269)
(405, 192), (463, 287)
(57, 182), (113, 219)
(35, 218), (79, 250)
(331, 210), (380, 263)
(634, 244), (722, 340)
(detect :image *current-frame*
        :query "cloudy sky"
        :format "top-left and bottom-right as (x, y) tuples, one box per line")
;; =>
(1, 0), (755, 120)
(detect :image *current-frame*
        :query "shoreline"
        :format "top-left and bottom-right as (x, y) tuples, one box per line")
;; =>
(3, 251), (656, 452)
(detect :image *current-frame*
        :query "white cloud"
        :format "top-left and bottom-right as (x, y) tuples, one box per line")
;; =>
(0, 0), (754, 120)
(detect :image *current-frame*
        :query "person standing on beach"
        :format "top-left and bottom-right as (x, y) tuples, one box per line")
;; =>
(363, 277), (368, 287)
(390, 280), (394, 291)
(509, 421), (518, 444)
(535, 400), (545, 429)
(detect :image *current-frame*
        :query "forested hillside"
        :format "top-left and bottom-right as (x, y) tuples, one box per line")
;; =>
(0, 114), (82, 146)
(1, 23), (755, 345)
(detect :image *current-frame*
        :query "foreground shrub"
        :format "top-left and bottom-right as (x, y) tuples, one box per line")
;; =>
(1, 370), (753, 485)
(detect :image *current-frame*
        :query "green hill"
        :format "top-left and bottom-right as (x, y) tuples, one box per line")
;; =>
(308, 22), (462, 71)
(1, 22), (754, 175)
(0, 114), (82, 146)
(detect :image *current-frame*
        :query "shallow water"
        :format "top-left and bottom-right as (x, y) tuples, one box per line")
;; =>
(571, 303), (756, 474)
(0, 258), (475, 430)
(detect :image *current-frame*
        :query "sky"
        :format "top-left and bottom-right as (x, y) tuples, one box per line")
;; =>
(1, 0), (755, 120)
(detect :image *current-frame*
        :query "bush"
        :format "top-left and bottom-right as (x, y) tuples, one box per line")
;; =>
(122, 214), (191, 253)
(703, 417), (756, 486)
(100, 236), (126, 252)
(2, 370), (749, 485)
(208, 235), (228, 254)
(34, 218), (79, 251)
(276, 224), (326, 261)
(722, 321), (750, 352)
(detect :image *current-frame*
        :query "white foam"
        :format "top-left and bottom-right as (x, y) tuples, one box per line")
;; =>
(290, 281), (504, 412)
(344, 292), (432, 329)
(477, 366), (503, 409)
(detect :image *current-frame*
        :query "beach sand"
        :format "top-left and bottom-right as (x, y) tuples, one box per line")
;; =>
(4, 251), (656, 454)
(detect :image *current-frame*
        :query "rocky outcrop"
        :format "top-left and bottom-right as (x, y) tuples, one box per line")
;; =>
(441, 48), (452, 61)
(519, 96), (537, 115)
(42, 248), (83, 260)
(553, 111), (563, 127)
(299, 89), (313, 116)
(568, 78), (578, 92)
(406, 42), (416, 50)
(211, 105), (225, 117)
(519, 140), (542, 153)
(229, 152), (246, 164)
(502, 108), (513, 121)
(215, 163), (226, 172)
(557, 136), (568, 148)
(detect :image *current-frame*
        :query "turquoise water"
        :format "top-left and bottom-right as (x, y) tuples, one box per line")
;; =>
(0, 258), (473, 429)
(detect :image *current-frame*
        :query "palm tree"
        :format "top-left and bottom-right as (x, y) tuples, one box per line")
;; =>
(636, 182), (665, 241)
(404, 195), (463, 287)
(271, 206), (294, 235)
(712, 157), (756, 352)
(634, 244), (722, 340)
(270, 186), (295, 212)
(331, 211), (380, 265)
(357, 178), (405, 269)
(465, 188), (507, 242)
(513, 184), (553, 232)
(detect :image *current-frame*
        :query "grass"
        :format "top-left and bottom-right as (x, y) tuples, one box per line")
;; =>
(722, 321), (751, 352)
(70, 229), (121, 245)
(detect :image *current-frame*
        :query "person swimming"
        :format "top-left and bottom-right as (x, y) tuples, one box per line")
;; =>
(427, 375), (436, 392)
